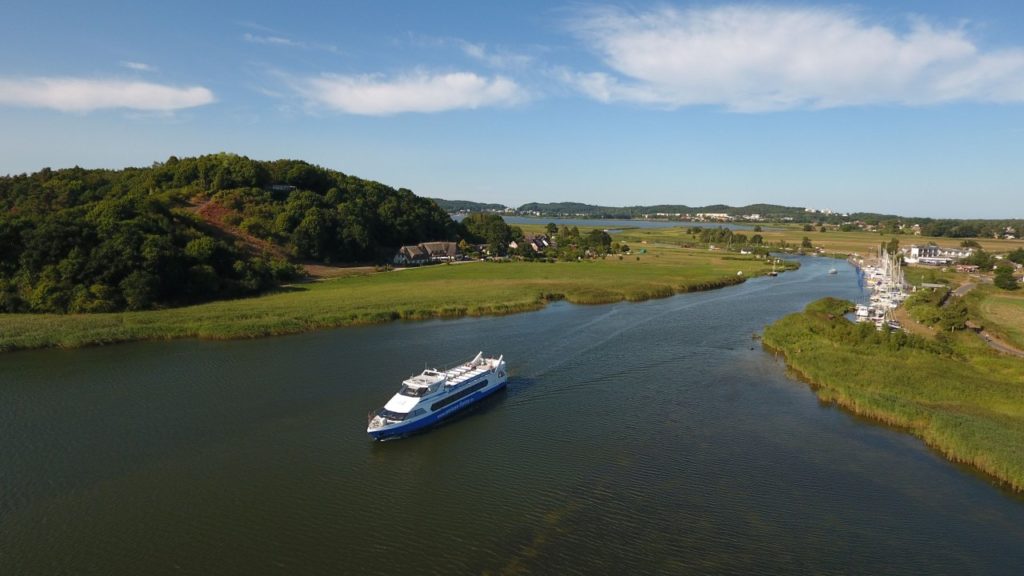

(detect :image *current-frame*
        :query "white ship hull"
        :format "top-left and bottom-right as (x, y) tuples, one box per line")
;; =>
(367, 353), (507, 440)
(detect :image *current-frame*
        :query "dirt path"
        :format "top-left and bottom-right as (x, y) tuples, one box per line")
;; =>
(978, 330), (1024, 358)
(951, 282), (976, 299)
(947, 281), (1024, 358)
(186, 198), (353, 279)
(185, 198), (291, 261)
(893, 308), (934, 338)
(900, 281), (1023, 358)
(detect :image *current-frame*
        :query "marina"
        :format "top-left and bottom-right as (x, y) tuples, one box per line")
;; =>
(853, 248), (908, 330)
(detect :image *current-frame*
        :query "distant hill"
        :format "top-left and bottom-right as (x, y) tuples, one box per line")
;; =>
(430, 198), (507, 213)
(515, 201), (809, 219)
(512, 202), (1022, 236)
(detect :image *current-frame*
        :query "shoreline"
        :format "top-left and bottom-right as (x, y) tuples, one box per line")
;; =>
(763, 298), (1024, 492)
(0, 262), (769, 354)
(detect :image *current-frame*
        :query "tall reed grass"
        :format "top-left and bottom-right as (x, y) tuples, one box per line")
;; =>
(764, 298), (1024, 491)
(1, 248), (768, 352)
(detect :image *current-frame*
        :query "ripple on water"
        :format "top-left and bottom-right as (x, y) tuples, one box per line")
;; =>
(2, 258), (1024, 575)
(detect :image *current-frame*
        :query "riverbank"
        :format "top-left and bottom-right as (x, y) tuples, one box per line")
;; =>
(763, 298), (1024, 492)
(0, 246), (780, 352)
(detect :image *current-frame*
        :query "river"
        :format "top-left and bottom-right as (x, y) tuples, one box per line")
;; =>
(2, 256), (1023, 575)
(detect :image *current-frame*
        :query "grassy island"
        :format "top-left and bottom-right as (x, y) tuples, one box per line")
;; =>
(763, 297), (1024, 491)
(0, 246), (780, 352)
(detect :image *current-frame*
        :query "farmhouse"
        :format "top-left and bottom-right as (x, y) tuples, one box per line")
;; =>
(393, 241), (459, 265)
(902, 244), (973, 265)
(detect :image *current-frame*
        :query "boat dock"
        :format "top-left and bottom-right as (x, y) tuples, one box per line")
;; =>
(853, 248), (908, 331)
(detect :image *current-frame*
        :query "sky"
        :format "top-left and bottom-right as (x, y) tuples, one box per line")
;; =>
(1, 0), (1022, 218)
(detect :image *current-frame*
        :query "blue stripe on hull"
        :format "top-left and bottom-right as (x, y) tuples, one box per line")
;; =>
(368, 380), (506, 440)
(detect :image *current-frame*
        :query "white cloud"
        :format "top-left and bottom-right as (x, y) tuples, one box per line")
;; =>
(567, 5), (1024, 111)
(120, 61), (155, 72)
(0, 77), (215, 112)
(292, 71), (526, 115)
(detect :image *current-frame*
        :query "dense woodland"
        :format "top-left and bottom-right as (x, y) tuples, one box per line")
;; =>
(0, 154), (456, 313)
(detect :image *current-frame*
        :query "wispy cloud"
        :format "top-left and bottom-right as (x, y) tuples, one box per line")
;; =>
(0, 77), (214, 112)
(566, 5), (1024, 111)
(244, 32), (301, 47)
(404, 34), (538, 70)
(458, 41), (535, 70)
(120, 61), (155, 72)
(290, 71), (527, 115)
(243, 31), (341, 54)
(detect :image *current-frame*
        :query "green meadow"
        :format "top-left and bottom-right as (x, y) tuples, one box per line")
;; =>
(763, 298), (1024, 492)
(594, 222), (1024, 259)
(0, 246), (774, 352)
(973, 286), (1024, 349)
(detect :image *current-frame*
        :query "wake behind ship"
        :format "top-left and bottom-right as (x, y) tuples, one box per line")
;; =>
(367, 352), (507, 440)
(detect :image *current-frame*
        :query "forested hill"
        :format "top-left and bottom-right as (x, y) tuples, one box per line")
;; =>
(429, 198), (507, 213)
(0, 153), (457, 313)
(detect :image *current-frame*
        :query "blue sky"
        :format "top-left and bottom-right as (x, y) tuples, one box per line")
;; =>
(1, 1), (1022, 218)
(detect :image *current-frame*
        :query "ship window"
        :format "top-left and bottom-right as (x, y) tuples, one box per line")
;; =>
(399, 385), (427, 397)
(431, 380), (488, 411)
(378, 409), (408, 421)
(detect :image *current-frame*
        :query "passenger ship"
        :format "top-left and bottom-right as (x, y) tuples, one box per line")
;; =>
(366, 352), (507, 440)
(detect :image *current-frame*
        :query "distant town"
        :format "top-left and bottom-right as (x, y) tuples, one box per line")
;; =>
(431, 198), (1022, 240)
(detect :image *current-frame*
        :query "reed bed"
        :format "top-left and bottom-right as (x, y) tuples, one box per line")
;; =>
(0, 247), (768, 352)
(763, 298), (1024, 491)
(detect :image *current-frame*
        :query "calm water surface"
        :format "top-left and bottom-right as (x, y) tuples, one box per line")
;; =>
(2, 257), (1023, 575)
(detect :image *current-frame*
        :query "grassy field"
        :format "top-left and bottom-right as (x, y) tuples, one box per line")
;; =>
(589, 223), (1024, 259)
(761, 226), (1024, 256)
(763, 298), (1024, 492)
(972, 286), (1024, 349)
(0, 245), (775, 352)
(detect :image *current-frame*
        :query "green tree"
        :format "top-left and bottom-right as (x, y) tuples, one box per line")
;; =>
(938, 298), (968, 331)
(962, 250), (994, 268)
(585, 229), (612, 254)
(801, 236), (813, 249)
(460, 213), (515, 256)
(994, 266), (1019, 291)
(120, 270), (159, 311)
